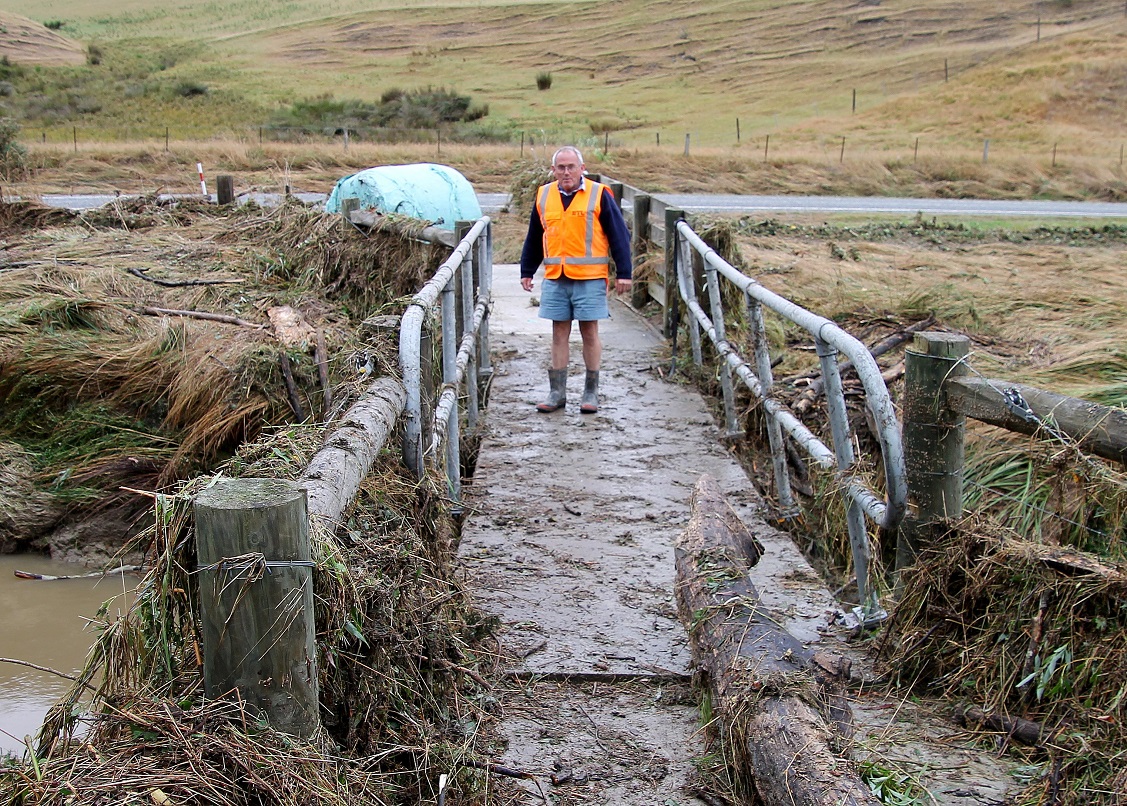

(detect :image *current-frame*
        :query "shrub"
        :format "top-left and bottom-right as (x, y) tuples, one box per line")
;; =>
(86, 44), (103, 66)
(175, 81), (208, 98)
(536, 72), (552, 91)
(44, 20), (64, 30)
(0, 56), (18, 82)
(273, 87), (486, 134)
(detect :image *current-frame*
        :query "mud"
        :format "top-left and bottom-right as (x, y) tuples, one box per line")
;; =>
(458, 264), (1019, 804)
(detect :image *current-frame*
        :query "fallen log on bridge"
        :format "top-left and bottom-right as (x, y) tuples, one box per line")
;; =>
(675, 475), (879, 806)
(300, 376), (406, 524)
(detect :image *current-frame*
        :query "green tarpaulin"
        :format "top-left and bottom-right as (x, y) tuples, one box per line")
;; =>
(325, 163), (482, 230)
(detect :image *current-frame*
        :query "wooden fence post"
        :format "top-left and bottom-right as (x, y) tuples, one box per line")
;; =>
(631, 193), (651, 308)
(217, 175), (235, 206)
(896, 332), (969, 575)
(194, 478), (319, 738)
(663, 207), (685, 338)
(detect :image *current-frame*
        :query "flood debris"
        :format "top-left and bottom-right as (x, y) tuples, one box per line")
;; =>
(675, 474), (877, 806)
(0, 196), (501, 805)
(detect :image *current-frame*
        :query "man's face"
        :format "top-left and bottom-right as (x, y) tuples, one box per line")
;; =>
(551, 151), (584, 193)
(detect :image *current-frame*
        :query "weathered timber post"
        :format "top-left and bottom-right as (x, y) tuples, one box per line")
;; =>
(194, 478), (319, 738)
(896, 332), (969, 574)
(663, 207), (685, 338)
(605, 179), (623, 205)
(630, 192), (651, 308)
(217, 175), (235, 206)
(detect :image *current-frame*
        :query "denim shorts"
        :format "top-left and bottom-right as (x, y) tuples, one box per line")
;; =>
(539, 277), (609, 322)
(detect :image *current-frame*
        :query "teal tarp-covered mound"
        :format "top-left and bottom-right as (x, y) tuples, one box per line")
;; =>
(324, 163), (482, 230)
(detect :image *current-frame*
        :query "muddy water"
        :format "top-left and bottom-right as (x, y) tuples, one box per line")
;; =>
(0, 555), (135, 757)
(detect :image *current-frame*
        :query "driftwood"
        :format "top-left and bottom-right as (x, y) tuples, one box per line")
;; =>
(793, 316), (934, 414)
(268, 305), (315, 348)
(127, 267), (243, 286)
(953, 704), (1050, 747)
(139, 305), (263, 329)
(300, 376), (407, 524)
(675, 475), (879, 806)
(279, 353), (306, 421)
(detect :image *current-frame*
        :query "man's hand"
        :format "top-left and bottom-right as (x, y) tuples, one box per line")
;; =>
(521, 277), (534, 292)
(614, 278), (633, 296)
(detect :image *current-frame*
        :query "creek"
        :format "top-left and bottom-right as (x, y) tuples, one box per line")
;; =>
(0, 554), (135, 757)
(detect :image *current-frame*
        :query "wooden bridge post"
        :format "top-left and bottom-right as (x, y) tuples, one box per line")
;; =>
(896, 332), (969, 575)
(216, 175), (235, 206)
(630, 193), (651, 308)
(193, 478), (319, 738)
(604, 180), (623, 204)
(663, 207), (685, 338)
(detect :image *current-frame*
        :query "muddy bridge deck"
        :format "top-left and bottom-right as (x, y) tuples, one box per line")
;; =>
(457, 264), (1012, 805)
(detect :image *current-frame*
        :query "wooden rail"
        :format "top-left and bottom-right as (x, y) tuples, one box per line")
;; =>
(899, 331), (1127, 570)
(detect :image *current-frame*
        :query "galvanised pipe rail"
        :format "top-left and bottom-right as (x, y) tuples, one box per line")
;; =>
(430, 300), (488, 456)
(400, 217), (491, 496)
(675, 219), (907, 619)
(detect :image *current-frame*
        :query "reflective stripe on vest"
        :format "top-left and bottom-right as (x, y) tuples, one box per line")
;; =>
(536, 180), (611, 281)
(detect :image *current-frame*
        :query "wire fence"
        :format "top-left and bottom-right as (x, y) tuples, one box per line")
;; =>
(34, 122), (1127, 175)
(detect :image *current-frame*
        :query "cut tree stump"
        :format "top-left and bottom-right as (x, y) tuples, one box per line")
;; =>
(675, 475), (880, 806)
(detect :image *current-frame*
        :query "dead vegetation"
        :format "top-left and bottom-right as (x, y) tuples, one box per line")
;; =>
(0, 195), (503, 804)
(6, 428), (496, 805)
(0, 196), (442, 558)
(878, 523), (1127, 805)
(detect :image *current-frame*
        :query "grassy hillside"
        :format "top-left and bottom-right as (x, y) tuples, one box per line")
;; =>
(0, 12), (85, 66)
(1, 0), (1125, 161)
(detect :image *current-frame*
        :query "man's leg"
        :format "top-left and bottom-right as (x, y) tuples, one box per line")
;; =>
(537, 319), (573, 412)
(578, 320), (602, 413)
(550, 319), (573, 369)
(577, 320), (601, 371)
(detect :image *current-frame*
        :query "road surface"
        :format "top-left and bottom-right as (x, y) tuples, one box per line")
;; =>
(34, 192), (1127, 218)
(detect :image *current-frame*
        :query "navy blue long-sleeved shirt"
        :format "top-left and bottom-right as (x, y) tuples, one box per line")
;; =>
(519, 179), (633, 280)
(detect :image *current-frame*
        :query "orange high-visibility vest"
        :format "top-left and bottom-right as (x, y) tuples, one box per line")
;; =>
(535, 179), (611, 281)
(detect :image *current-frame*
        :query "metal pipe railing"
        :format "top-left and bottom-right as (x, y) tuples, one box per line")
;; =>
(674, 219), (907, 620)
(400, 217), (491, 502)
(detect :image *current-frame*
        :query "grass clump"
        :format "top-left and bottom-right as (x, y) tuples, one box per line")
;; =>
(535, 71), (551, 90)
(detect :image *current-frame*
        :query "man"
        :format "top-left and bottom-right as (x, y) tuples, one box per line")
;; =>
(520, 146), (633, 414)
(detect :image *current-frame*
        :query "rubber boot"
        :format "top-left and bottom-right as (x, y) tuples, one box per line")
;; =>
(536, 368), (568, 412)
(580, 370), (600, 414)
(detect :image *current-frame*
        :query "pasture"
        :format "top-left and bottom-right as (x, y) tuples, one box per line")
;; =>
(1, 0), (1126, 159)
